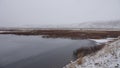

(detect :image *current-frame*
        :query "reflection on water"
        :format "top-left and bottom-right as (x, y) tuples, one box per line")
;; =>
(42, 35), (82, 40)
(0, 35), (97, 68)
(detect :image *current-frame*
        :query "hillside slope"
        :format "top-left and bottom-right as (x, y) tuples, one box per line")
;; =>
(63, 21), (120, 28)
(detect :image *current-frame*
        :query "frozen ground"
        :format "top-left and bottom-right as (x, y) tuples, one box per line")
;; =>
(64, 38), (120, 68)
(90, 38), (115, 45)
(0, 31), (10, 33)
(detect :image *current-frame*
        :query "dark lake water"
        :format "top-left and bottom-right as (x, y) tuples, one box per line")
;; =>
(0, 35), (96, 68)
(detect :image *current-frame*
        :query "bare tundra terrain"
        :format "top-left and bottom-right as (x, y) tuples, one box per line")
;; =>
(0, 28), (120, 39)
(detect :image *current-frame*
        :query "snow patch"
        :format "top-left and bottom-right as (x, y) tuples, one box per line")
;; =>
(0, 31), (9, 33)
(90, 38), (115, 45)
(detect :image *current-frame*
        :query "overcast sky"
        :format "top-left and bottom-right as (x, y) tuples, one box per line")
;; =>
(0, 0), (120, 27)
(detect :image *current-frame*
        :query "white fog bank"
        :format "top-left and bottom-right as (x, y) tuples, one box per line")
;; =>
(0, 0), (120, 27)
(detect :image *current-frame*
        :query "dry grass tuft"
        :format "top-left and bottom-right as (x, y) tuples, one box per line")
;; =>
(73, 45), (105, 64)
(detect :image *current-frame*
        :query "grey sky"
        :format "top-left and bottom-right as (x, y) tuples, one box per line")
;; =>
(0, 0), (120, 27)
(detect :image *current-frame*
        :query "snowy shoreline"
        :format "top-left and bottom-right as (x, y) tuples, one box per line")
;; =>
(64, 37), (120, 68)
(89, 38), (116, 45)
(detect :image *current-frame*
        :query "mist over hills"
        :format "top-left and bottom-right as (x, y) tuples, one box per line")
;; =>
(23, 20), (120, 28)
(67, 20), (120, 28)
(0, 20), (120, 29)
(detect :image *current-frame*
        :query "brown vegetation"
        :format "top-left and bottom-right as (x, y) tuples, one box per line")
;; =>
(0, 29), (119, 66)
(0, 30), (120, 39)
(73, 45), (105, 64)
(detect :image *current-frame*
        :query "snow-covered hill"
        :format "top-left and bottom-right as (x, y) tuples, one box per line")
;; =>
(61, 21), (120, 28)
(23, 20), (120, 29)
(1, 20), (120, 29)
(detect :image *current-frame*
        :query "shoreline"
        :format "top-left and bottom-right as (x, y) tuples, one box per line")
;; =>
(64, 37), (120, 68)
(0, 29), (120, 68)
(0, 29), (120, 39)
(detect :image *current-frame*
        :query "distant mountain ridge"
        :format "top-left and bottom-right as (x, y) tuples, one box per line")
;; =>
(0, 21), (120, 28)
(60, 20), (120, 28)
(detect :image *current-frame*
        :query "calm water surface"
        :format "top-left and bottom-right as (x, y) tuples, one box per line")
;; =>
(0, 35), (96, 68)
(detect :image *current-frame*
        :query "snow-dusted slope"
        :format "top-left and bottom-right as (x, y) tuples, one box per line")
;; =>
(27, 20), (120, 28)
(64, 38), (120, 68)
(3, 20), (120, 29)
(76, 39), (120, 68)
(62, 21), (120, 28)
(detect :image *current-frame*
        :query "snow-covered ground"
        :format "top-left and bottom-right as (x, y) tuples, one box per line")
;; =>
(0, 31), (9, 33)
(64, 38), (120, 68)
(90, 38), (115, 45)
